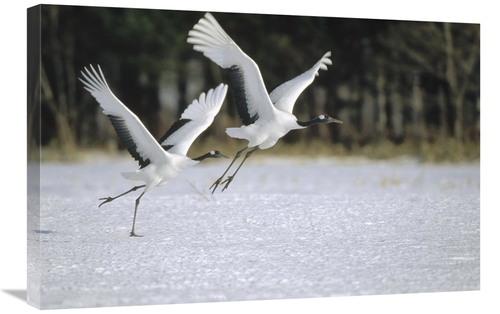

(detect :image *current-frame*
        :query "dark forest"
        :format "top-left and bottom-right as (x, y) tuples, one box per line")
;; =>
(30, 5), (480, 162)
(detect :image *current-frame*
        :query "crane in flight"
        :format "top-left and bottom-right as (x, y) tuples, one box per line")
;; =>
(187, 13), (342, 193)
(80, 65), (228, 236)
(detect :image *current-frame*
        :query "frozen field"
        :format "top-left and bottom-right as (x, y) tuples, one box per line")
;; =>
(29, 156), (480, 309)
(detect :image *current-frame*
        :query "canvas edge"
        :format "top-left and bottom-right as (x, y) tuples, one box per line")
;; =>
(27, 4), (42, 309)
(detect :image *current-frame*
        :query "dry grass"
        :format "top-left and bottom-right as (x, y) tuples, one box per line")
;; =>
(187, 136), (479, 163)
(38, 136), (479, 164)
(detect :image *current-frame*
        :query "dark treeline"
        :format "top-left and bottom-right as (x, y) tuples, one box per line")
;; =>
(33, 5), (480, 160)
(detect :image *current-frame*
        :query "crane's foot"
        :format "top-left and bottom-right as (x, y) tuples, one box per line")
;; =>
(129, 231), (143, 237)
(209, 177), (224, 194)
(221, 176), (234, 192)
(98, 197), (114, 207)
(98, 185), (146, 208)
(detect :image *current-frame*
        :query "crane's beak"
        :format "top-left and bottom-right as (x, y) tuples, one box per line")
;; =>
(328, 117), (343, 124)
(220, 153), (230, 159)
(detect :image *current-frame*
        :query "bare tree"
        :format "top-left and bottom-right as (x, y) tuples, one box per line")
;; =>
(380, 21), (480, 143)
(411, 73), (426, 141)
(375, 64), (388, 141)
(41, 62), (77, 154)
(443, 22), (480, 142)
(41, 6), (78, 155)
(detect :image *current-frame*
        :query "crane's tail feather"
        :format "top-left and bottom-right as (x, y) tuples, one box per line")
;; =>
(121, 171), (142, 181)
(225, 127), (245, 139)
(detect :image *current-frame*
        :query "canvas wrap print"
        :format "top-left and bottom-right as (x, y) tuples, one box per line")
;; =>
(27, 4), (480, 310)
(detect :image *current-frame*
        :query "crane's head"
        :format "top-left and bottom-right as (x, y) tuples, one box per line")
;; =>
(209, 150), (229, 159)
(318, 114), (343, 124)
(193, 150), (229, 161)
(297, 114), (343, 128)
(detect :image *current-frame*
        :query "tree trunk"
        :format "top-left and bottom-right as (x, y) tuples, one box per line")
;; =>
(375, 68), (387, 141)
(444, 22), (463, 142)
(41, 62), (77, 154)
(361, 88), (375, 143)
(411, 74), (426, 141)
(389, 82), (404, 143)
(437, 85), (448, 141)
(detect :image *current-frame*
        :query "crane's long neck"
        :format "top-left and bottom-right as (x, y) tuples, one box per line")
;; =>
(192, 152), (213, 161)
(296, 116), (323, 128)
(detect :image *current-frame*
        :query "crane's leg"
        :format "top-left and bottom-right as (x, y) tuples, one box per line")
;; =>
(98, 185), (146, 207)
(130, 191), (145, 237)
(210, 146), (248, 194)
(221, 147), (259, 192)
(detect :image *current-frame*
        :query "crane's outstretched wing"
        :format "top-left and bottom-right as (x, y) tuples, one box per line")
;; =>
(158, 84), (228, 156)
(80, 65), (168, 168)
(187, 12), (275, 125)
(269, 51), (332, 114)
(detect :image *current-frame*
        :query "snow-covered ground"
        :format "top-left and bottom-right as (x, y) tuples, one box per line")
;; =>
(29, 156), (480, 309)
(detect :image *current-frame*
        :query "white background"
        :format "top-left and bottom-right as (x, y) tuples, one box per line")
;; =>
(1, 0), (498, 313)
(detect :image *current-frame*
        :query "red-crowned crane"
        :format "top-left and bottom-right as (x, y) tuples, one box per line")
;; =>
(80, 65), (228, 236)
(187, 13), (342, 193)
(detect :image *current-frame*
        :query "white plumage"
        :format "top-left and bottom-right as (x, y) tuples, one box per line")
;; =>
(187, 13), (342, 193)
(270, 52), (333, 114)
(158, 83), (228, 156)
(80, 65), (228, 236)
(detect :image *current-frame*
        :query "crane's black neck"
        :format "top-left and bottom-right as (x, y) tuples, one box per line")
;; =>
(193, 152), (211, 161)
(296, 116), (323, 128)
(192, 152), (215, 161)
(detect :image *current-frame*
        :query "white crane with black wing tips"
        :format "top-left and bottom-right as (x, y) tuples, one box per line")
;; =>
(187, 12), (342, 193)
(80, 65), (228, 237)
